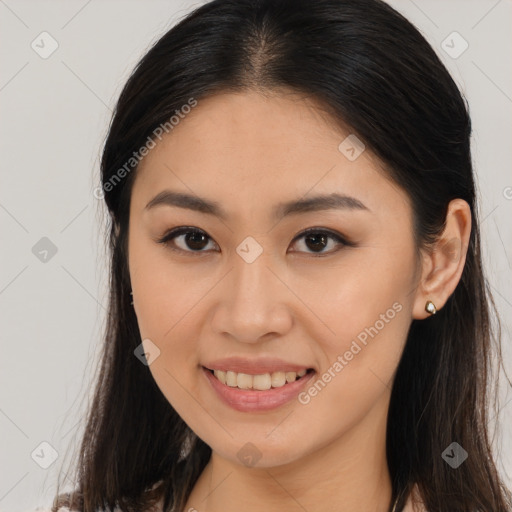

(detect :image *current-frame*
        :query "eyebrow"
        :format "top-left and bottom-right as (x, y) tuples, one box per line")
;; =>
(145, 190), (369, 220)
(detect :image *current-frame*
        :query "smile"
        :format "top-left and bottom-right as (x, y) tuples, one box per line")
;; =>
(201, 365), (316, 412)
(208, 368), (309, 390)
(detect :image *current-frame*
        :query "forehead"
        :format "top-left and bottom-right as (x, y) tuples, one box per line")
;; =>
(145, 90), (348, 163)
(132, 90), (407, 219)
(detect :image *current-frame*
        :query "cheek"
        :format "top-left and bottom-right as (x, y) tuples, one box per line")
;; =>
(129, 234), (213, 407)
(129, 226), (213, 343)
(296, 245), (415, 415)
(294, 287), (411, 440)
(134, 285), (209, 394)
(135, 300), (209, 427)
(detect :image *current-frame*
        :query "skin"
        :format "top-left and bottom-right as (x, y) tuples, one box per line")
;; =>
(127, 90), (471, 512)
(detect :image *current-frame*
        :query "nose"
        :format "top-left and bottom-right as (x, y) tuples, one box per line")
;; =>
(210, 247), (293, 344)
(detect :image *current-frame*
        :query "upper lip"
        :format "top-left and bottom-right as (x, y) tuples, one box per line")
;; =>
(203, 357), (313, 375)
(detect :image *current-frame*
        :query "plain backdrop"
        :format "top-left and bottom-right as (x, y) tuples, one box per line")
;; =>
(1, 1), (511, 511)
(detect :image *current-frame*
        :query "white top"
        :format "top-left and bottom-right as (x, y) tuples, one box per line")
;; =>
(27, 508), (71, 512)
(25, 485), (427, 512)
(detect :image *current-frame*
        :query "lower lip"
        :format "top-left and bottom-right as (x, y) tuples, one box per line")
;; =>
(202, 366), (316, 412)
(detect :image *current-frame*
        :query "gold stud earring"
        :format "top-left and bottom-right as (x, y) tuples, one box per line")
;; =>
(425, 300), (436, 315)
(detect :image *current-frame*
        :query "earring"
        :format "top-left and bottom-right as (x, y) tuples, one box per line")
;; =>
(425, 300), (436, 315)
(130, 291), (133, 306)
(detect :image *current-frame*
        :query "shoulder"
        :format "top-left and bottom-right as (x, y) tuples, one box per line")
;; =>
(26, 484), (163, 512)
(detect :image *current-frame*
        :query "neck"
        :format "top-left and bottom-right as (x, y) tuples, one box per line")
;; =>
(184, 390), (393, 512)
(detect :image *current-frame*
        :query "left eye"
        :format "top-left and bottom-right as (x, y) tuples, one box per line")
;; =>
(157, 227), (350, 256)
(290, 227), (349, 256)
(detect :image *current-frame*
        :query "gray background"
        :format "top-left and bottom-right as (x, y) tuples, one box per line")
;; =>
(0, 1), (511, 511)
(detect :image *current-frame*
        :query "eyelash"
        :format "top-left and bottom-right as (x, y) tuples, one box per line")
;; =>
(156, 226), (353, 257)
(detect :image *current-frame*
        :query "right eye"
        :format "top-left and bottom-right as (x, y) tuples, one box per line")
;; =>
(157, 227), (218, 255)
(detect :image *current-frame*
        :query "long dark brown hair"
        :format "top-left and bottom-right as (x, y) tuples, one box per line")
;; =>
(52, 0), (512, 510)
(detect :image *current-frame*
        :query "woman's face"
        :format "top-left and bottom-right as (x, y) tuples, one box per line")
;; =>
(128, 90), (420, 467)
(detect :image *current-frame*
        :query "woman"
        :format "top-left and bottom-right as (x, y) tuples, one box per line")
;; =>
(43, 0), (511, 511)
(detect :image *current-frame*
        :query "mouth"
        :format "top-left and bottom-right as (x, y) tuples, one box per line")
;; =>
(203, 366), (314, 391)
(201, 365), (316, 412)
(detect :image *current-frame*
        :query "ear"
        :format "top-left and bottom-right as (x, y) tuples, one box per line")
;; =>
(412, 198), (472, 319)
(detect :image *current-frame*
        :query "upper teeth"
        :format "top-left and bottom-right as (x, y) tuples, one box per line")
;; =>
(213, 369), (307, 390)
